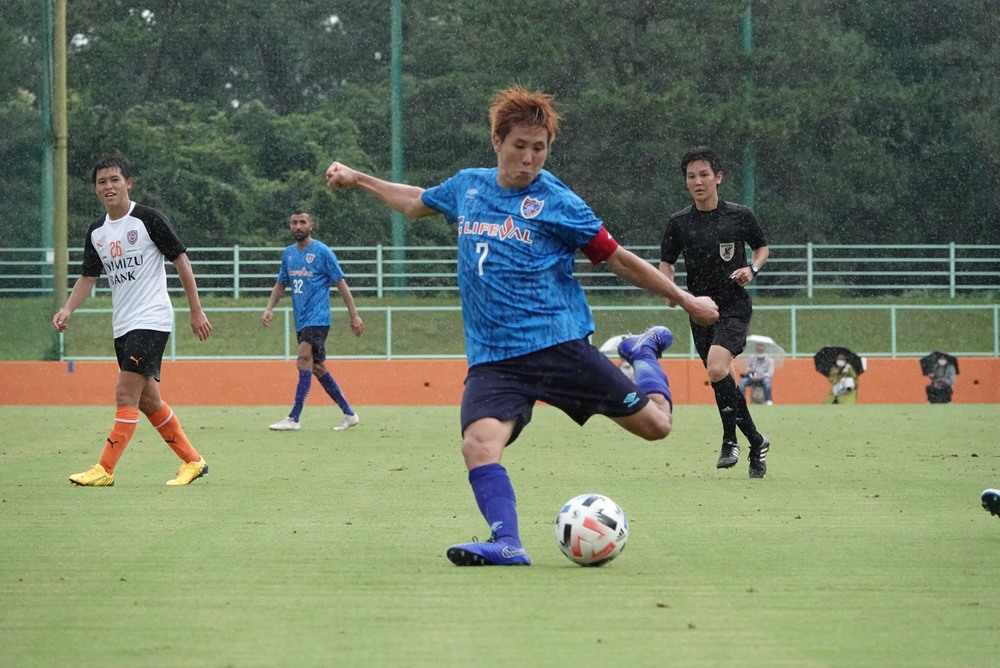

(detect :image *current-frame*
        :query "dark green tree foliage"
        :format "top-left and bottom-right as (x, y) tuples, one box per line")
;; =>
(0, 0), (46, 247)
(4, 0), (998, 251)
(67, 100), (378, 247)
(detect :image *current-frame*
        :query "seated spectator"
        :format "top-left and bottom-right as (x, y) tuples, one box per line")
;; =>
(824, 353), (858, 404)
(739, 342), (774, 405)
(926, 356), (956, 404)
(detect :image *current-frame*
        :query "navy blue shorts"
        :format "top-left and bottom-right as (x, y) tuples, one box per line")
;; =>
(114, 329), (169, 381)
(460, 338), (649, 445)
(297, 326), (330, 363)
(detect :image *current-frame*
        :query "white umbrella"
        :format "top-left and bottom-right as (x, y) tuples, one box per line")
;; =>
(598, 334), (632, 353)
(735, 334), (787, 374)
(597, 334), (636, 381)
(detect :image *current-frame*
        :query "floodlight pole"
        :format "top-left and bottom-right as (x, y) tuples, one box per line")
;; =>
(41, 0), (54, 289)
(741, 1), (758, 296)
(49, 0), (69, 314)
(741, 0), (755, 213)
(390, 0), (405, 290)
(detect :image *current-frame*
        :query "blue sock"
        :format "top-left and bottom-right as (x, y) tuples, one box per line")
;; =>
(288, 370), (312, 421)
(468, 463), (521, 548)
(632, 358), (673, 410)
(318, 372), (353, 415)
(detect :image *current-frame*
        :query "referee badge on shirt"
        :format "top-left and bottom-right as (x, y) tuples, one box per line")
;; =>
(520, 196), (544, 219)
(719, 242), (735, 261)
(306, 253), (315, 263)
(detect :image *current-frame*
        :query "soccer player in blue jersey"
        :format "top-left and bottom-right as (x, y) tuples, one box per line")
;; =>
(326, 86), (718, 566)
(262, 210), (365, 432)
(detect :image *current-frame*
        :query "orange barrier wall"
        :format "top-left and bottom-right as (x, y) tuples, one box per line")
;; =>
(0, 358), (996, 405)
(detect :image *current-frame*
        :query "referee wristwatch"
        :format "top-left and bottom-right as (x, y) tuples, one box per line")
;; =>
(751, 263), (760, 276)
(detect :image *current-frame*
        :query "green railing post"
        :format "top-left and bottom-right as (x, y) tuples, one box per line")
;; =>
(949, 242), (956, 298)
(233, 245), (240, 299)
(806, 243), (814, 299)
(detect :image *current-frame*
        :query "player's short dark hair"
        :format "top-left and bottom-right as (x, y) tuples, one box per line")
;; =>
(680, 147), (722, 176)
(92, 156), (132, 184)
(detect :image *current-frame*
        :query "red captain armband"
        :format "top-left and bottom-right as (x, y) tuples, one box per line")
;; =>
(582, 226), (620, 265)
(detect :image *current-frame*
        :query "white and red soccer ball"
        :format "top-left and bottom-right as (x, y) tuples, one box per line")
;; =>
(555, 493), (629, 566)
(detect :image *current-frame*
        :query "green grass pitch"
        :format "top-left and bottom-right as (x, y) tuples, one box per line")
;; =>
(1, 404), (999, 667)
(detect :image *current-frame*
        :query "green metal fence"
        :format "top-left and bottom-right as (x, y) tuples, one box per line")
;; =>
(4, 243), (1000, 299)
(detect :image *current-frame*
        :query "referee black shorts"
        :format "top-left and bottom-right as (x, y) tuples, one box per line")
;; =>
(691, 312), (752, 362)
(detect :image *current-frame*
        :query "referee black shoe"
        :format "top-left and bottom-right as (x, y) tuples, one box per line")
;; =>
(716, 441), (739, 469)
(749, 436), (770, 479)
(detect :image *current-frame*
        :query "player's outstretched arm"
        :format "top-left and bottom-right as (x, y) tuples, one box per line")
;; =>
(605, 247), (718, 326)
(325, 161), (437, 220)
(53, 276), (98, 332)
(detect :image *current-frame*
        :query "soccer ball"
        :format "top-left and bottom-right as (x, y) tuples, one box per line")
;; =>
(554, 493), (629, 566)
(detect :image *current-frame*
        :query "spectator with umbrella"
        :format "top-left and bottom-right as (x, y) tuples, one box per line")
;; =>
(815, 346), (863, 405)
(921, 351), (958, 404)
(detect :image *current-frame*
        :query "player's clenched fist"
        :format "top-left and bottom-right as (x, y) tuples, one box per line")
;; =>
(325, 162), (358, 190)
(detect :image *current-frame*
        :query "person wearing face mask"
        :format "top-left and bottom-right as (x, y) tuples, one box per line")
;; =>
(738, 342), (775, 405)
(925, 356), (956, 404)
(824, 353), (859, 404)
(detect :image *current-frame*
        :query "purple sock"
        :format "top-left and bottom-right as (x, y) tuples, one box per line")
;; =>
(318, 372), (353, 415)
(632, 358), (673, 409)
(288, 370), (312, 421)
(468, 463), (521, 548)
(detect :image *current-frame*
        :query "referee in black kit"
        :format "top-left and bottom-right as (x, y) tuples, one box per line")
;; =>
(659, 146), (771, 478)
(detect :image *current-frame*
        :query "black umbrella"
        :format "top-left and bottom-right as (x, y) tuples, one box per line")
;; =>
(814, 346), (864, 376)
(920, 351), (959, 376)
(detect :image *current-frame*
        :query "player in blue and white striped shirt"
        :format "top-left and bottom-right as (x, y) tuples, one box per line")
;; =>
(327, 87), (718, 566)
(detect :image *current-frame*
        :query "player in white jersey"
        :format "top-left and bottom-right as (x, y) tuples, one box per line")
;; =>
(54, 156), (213, 487)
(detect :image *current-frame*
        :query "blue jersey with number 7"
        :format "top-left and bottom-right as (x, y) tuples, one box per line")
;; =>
(422, 167), (602, 367)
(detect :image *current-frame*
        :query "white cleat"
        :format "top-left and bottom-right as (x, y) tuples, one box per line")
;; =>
(333, 413), (360, 432)
(269, 417), (301, 431)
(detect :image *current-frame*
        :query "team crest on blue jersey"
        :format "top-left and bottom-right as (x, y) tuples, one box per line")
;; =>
(127, 230), (138, 245)
(719, 242), (735, 261)
(520, 196), (544, 219)
(306, 253), (315, 263)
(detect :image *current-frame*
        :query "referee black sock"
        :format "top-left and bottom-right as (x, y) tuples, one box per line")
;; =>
(710, 376), (740, 444)
(733, 385), (763, 447)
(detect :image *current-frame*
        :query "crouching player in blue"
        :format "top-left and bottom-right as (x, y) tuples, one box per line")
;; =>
(326, 86), (719, 566)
